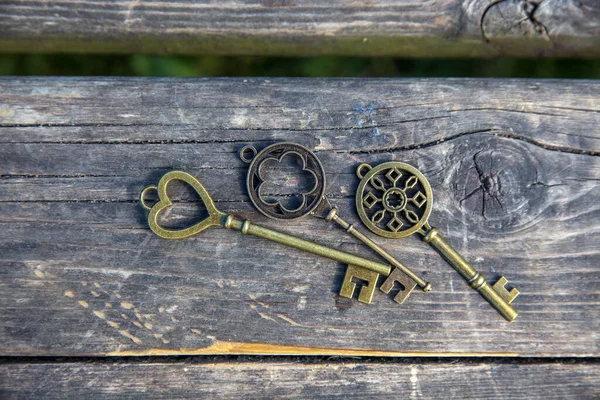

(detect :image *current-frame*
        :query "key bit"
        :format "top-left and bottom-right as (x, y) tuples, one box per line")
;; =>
(340, 265), (379, 304)
(492, 276), (519, 304)
(380, 267), (418, 305)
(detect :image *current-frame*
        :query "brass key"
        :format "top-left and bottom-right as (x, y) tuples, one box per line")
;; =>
(140, 171), (394, 302)
(240, 142), (431, 303)
(355, 162), (519, 322)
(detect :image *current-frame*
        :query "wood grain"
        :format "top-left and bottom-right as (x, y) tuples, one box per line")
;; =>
(1, 360), (598, 399)
(0, 0), (599, 57)
(0, 77), (598, 357)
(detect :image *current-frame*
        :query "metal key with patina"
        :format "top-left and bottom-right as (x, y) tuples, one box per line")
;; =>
(140, 170), (394, 304)
(355, 162), (519, 322)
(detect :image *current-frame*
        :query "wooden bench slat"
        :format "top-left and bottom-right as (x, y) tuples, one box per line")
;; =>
(1, 361), (598, 399)
(0, 1), (599, 57)
(0, 77), (598, 357)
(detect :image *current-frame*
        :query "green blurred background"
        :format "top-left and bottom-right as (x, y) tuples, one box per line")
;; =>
(1, 55), (599, 78)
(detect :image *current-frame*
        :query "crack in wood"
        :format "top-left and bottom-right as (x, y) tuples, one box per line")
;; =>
(346, 129), (600, 157)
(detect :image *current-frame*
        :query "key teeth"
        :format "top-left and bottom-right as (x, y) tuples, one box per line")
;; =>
(492, 276), (519, 304)
(380, 268), (418, 305)
(340, 265), (379, 304)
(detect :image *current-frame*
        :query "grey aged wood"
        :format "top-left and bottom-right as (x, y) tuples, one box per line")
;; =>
(0, 0), (599, 57)
(0, 77), (599, 357)
(1, 360), (598, 399)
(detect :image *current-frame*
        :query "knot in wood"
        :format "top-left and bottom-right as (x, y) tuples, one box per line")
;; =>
(451, 139), (547, 233)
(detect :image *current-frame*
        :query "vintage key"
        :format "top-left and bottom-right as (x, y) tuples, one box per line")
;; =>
(355, 162), (519, 321)
(239, 142), (431, 304)
(140, 170), (396, 303)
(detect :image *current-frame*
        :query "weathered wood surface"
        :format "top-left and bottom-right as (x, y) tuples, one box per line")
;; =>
(1, 1), (599, 57)
(1, 359), (598, 399)
(0, 77), (599, 357)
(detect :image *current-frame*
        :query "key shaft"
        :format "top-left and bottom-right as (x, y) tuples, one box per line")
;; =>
(223, 215), (392, 277)
(423, 227), (518, 322)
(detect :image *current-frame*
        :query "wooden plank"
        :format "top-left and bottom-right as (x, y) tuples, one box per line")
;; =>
(0, 360), (598, 399)
(0, 77), (598, 357)
(0, 1), (599, 57)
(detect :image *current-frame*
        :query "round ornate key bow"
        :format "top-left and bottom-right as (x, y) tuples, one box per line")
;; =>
(355, 162), (433, 239)
(240, 142), (327, 220)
